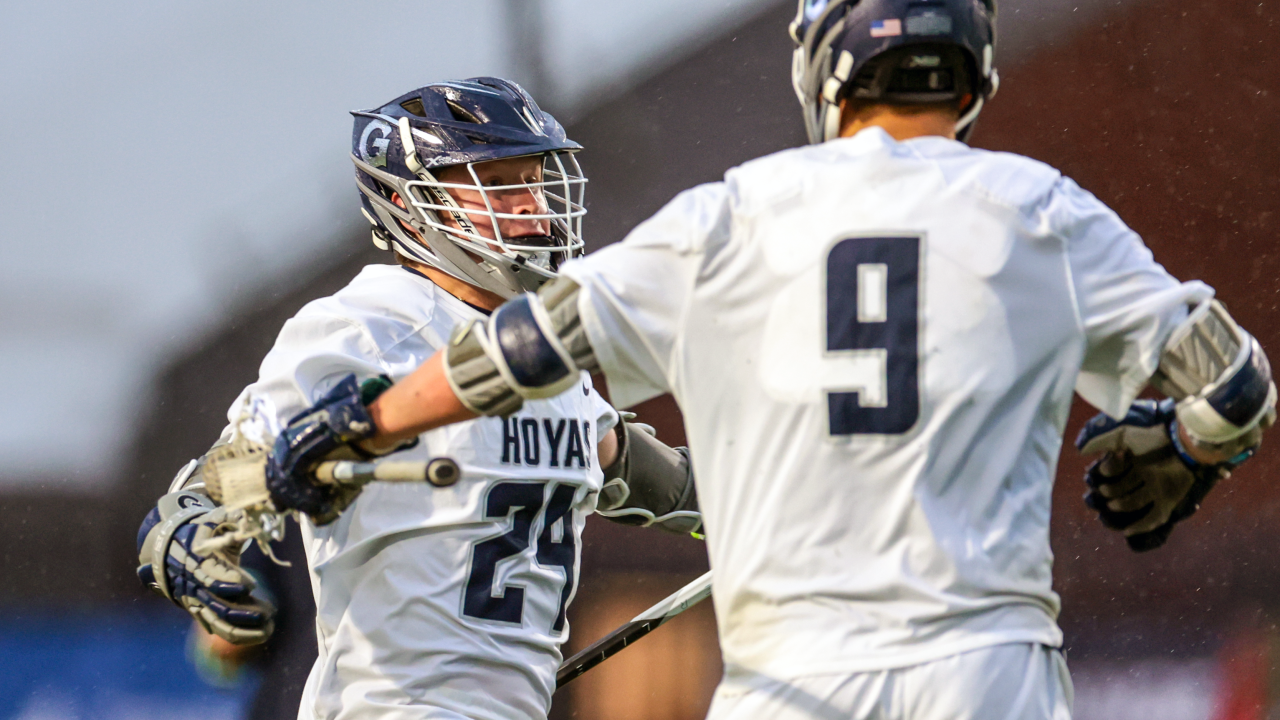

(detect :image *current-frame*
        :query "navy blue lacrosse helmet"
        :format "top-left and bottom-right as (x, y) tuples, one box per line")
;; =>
(790, 0), (998, 144)
(351, 78), (587, 299)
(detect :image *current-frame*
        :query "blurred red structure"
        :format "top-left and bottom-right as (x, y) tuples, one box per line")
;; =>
(1210, 624), (1271, 720)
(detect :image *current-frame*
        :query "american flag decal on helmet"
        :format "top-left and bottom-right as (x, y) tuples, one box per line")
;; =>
(870, 19), (902, 37)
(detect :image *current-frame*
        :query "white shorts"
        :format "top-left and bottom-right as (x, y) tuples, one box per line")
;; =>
(706, 643), (1073, 720)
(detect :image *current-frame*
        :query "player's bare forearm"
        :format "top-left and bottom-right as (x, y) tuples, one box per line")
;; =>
(366, 352), (476, 447)
(367, 351), (618, 464)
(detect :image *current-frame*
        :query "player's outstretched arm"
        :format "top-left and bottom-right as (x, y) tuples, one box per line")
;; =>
(365, 275), (596, 442)
(258, 318), (563, 520)
(364, 352), (478, 446)
(269, 277), (700, 536)
(1077, 300), (1276, 551)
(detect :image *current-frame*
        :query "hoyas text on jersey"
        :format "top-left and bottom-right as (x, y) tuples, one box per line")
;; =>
(500, 416), (592, 469)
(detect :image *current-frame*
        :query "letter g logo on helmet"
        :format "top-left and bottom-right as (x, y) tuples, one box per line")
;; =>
(359, 120), (393, 168)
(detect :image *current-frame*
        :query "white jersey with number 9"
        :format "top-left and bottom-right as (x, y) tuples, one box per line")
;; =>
(561, 126), (1211, 678)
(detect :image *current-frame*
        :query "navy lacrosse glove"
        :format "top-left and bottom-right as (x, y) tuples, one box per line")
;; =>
(137, 491), (275, 644)
(1076, 399), (1254, 552)
(265, 374), (407, 524)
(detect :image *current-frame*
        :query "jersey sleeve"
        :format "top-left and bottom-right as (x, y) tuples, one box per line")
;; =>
(1054, 177), (1214, 418)
(591, 388), (620, 437)
(560, 182), (732, 409)
(223, 311), (389, 444)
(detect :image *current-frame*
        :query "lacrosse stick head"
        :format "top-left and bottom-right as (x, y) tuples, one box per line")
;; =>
(197, 423), (291, 564)
(202, 441), (272, 511)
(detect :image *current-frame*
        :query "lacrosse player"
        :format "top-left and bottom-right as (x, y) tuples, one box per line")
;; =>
(135, 78), (699, 720)
(257, 1), (1275, 717)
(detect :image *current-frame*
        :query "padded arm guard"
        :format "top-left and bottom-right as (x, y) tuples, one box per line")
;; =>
(597, 421), (702, 535)
(444, 276), (598, 416)
(1151, 300), (1276, 455)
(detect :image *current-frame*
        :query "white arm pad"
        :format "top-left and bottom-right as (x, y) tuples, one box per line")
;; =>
(444, 277), (599, 416)
(1152, 300), (1276, 445)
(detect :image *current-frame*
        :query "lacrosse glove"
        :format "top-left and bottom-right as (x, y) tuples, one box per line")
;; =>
(1076, 398), (1258, 552)
(264, 373), (410, 524)
(137, 490), (275, 645)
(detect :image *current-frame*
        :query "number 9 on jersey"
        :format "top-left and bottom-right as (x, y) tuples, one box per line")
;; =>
(824, 235), (922, 436)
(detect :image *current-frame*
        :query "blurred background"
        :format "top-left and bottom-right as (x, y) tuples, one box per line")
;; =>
(0, 0), (1276, 718)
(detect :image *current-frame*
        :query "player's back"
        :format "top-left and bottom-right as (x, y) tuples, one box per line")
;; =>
(564, 126), (1204, 680)
(683, 128), (1078, 676)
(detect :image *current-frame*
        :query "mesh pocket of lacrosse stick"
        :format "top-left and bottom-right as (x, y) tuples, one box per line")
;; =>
(202, 442), (272, 511)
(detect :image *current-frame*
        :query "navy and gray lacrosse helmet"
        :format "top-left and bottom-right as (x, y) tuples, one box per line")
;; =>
(790, 0), (998, 144)
(351, 78), (586, 299)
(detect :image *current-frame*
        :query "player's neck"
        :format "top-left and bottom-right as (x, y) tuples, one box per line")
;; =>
(401, 260), (505, 311)
(838, 107), (957, 142)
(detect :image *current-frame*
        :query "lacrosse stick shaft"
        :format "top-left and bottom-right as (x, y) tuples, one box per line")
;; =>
(556, 570), (713, 688)
(313, 457), (461, 487)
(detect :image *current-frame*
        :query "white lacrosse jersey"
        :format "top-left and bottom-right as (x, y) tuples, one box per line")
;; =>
(224, 264), (617, 720)
(560, 127), (1211, 678)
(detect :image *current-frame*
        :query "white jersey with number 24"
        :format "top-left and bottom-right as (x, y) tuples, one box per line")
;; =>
(561, 127), (1210, 679)
(224, 265), (617, 720)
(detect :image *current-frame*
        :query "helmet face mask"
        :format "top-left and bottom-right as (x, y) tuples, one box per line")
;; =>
(351, 79), (587, 299)
(403, 150), (586, 277)
(789, 0), (998, 145)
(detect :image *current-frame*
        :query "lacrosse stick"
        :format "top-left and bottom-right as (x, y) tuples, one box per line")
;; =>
(203, 448), (460, 512)
(556, 569), (713, 688)
(198, 436), (461, 561)
(313, 458), (460, 487)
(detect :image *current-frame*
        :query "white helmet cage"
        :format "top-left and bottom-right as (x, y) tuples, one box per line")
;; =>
(355, 144), (586, 299)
